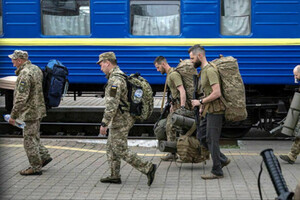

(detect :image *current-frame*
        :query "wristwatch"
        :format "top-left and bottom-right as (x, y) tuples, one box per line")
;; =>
(100, 122), (107, 127)
(181, 106), (185, 109)
(199, 99), (203, 104)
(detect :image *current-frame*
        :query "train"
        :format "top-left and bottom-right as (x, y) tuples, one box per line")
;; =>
(0, 0), (300, 137)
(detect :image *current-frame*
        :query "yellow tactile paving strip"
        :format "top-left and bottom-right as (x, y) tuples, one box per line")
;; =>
(0, 143), (286, 157)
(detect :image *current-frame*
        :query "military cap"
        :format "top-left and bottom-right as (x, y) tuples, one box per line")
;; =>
(8, 50), (29, 60)
(96, 52), (116, 64)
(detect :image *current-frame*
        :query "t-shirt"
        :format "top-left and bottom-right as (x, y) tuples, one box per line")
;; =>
(167, 68), (183, 100)
(200, 63), (225, 114)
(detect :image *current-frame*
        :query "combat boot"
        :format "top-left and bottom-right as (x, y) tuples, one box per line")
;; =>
(161, 153), (178, 161)
(279, 155), (295, 164)
(221, 158), (231, 168)
(42, 157), (53, 167)
(147, 164), (157, 186)
(100, 176), (122, 184)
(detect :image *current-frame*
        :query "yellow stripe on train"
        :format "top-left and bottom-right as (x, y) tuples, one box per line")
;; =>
(1, 38), (300, 46)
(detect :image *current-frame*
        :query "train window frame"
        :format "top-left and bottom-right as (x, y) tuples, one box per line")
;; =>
(129, 0), (181, 37)
(40, 0), (91, 36)
(220, 0), (251, 36)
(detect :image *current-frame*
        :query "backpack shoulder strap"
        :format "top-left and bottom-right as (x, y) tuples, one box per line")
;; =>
(161, 68), (172, 112)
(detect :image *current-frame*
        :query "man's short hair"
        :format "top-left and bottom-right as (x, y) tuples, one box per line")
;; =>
(154, 56), (167, 65)
(188, 44), (206, 55)
(8, 50), (29, 60)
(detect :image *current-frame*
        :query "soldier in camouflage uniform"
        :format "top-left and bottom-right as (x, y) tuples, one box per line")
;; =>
(154, 56), (188, 161)
(8, 50), (52, 176)
(98, 52), (156, 186)
(280, 65), (300, 164)
(189, 45), (230, 179)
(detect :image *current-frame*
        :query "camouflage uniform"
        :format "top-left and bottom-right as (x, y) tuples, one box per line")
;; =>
(9, 50), (49, 173)
(286, 118), (300, 161)
(286, 119), (300, 161)
(287, 138), (300, 161)
(101, 65), (153, 178)
(166, 68), (184, 142)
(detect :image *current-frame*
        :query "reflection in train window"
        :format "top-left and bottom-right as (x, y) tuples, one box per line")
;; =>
(0, 0), (2, 35)
(130, 0), (180, 36)
(220, 0), (251, 36)
(41, 0), (90, 36)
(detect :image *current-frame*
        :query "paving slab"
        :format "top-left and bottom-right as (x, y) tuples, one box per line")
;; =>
(0, 138), (299, 200)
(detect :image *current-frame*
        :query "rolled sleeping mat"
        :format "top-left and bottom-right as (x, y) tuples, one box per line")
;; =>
(282, 92), (300, 136)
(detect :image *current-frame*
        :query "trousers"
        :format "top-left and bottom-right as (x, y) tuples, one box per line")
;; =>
(23, 119), (51, 172)
(107, 119), (153, 178)
(288, 137), (300, 161)
(198, 113), (228, 176)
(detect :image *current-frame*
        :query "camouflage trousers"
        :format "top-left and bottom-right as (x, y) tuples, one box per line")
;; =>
(106, 119), (153, 178)
(23, 119), (51, 172)
(287, 137), (300, 161)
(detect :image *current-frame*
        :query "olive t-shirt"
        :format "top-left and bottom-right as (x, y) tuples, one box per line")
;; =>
(200, 63), (225, 114)
(167, 68), (183, 100)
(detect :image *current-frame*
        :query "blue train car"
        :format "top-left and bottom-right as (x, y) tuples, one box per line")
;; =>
(1, 0), (300, 135)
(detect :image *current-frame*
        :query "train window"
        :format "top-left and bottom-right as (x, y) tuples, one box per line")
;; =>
(220, 0), (251, 36)
(41, 0), (90, 36)
(0, 0), (2, 35)
(130, 0), (180, 36)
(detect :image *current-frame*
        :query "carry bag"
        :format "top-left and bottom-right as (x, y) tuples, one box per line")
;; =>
(177, 134), (210, 163)
(174, 59), (198, 109)
(119, 72), (154, 121)
(42, 59), (69, 109)
(210, 55), (247, 122)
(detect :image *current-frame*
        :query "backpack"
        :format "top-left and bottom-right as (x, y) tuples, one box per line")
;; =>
(210, 55), (247, 122)
(42, 59), (69, 109)
(177, 134), (210, 163)
(174, 59), (198, 109)
(119, 72), (154, 121)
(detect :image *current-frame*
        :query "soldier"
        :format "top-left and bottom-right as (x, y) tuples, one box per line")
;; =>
(98, 52), (156, 186)
(189, 44), (230, 179)
(8, 50), (52, 175)
(280, 65), (300, 164)
(154, 56), (188, 161)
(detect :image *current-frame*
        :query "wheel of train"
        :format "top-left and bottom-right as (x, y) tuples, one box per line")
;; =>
(221, 119), (253, 138)
(221, 127), (251, 138)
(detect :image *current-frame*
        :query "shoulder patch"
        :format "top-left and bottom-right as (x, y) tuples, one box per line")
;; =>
(109, 85), (117, 97)
(19, 81), (26, 92)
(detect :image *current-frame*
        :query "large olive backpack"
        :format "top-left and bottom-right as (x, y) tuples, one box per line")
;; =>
(210, 55), (247, 122)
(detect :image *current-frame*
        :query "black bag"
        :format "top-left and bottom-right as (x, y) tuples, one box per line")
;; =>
(42, 59), (69, 109)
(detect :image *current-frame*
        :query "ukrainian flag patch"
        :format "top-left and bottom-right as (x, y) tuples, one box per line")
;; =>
(110, 85), (117, 97)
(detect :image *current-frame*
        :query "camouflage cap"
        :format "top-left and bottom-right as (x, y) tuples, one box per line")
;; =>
(96, 52), (116, 64)
(8, 50), (29, 60)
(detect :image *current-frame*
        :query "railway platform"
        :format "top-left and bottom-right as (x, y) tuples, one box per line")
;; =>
(0, 138), (299, 200)
(0, 94), (163, 136)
